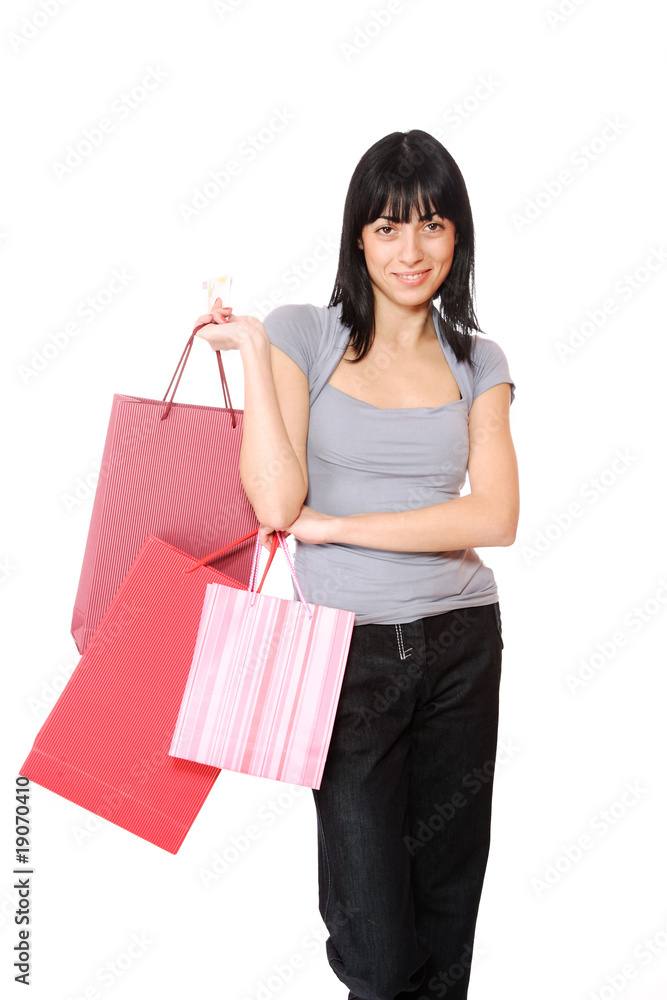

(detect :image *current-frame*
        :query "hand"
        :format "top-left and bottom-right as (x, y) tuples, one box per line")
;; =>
(257, 523), (291, 552)
(193, 297), (266, 352)
(283, 505), (337, 545)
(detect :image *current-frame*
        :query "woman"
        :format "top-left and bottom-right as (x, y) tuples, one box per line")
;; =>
(195, 129), (519, 1000)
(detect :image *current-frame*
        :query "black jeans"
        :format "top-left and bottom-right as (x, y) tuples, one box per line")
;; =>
(311, 602), (504, 1000)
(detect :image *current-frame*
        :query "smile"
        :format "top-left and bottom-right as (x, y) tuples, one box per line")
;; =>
(392, 269), (431, 285)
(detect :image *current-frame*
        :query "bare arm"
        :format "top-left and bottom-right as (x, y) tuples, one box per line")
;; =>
(238, 333), (309, 529)
(193, 303), (309, 529)
(300, 382), (519, 551)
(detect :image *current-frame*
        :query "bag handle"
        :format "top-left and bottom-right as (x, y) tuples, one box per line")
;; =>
(248, 530), (313, 621)
(184, 527), (277, 596)
(161, 316), (237, 426)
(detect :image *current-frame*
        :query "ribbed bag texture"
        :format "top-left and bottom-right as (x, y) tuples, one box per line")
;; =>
(169, 532), (356, 789)
(20, 532), (264, 854)
(70, 329), (258, 654)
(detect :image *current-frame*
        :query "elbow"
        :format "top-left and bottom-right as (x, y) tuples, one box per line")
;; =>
(500, 509), (519, 546)
(240, 481), (306, 532)
(478, 494), (519, 547)
(253, 503), (304, 532)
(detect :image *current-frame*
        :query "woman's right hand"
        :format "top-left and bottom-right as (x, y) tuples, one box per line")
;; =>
(194, 297), (267, 352)
(258, 524), (291, 552)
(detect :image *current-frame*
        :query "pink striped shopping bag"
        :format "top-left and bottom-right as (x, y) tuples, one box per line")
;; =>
(169, 531), (356, 789)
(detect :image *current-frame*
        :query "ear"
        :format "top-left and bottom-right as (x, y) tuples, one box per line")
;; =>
(356, 237), (364, 250)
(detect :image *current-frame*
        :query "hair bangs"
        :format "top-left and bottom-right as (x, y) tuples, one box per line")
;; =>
(362, 159), (449, 229)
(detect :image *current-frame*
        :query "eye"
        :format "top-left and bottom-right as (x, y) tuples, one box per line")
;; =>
(425, 222), (445, 231)
(375, 225), (395, 235)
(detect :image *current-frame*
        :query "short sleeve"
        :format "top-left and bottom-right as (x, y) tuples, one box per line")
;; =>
(471, 336), (516, 405)
(262, 303), (323, 380)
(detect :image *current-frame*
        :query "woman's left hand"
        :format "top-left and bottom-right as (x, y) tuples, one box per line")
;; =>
(286, 505), (337, 544)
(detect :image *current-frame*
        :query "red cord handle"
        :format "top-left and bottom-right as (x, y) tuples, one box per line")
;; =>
(184, 527), (280, 597)
(161, 316), (237, 426)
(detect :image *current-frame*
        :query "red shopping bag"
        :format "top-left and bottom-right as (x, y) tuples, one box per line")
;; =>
(169, 531), (356, 790)
(71, 321), (258, 654)
(20, 529), (278, 854)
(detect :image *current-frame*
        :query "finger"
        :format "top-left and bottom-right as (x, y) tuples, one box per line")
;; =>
(211, 306), (233, 324)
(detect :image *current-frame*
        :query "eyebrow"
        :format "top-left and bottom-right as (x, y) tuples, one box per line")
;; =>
(376, 213), (443, 223)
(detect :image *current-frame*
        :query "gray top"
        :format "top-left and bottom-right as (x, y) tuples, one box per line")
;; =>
(262, 301), (516, 626)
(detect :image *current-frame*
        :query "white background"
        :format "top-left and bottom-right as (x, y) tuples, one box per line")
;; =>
(2, 1), (666, 998)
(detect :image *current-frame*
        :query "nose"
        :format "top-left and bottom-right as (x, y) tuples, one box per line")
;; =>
(396, 228), (425, 267)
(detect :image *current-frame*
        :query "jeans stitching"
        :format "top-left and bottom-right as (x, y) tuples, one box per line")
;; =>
(492, 602), (504, 646)
(394, 623), (412, 660)
(313, 791), (332, 923)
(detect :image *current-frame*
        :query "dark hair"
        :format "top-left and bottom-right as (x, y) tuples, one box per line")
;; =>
(329, 129), (482, 366)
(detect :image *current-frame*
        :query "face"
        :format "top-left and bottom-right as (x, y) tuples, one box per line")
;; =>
(356, 205), (458, 308)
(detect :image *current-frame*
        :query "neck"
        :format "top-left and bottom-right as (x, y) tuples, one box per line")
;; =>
(371, 295), (436, 348)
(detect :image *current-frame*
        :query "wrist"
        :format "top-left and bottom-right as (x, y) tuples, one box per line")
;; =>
(326, 515), (347, 545)
(239, 325), (270, 355)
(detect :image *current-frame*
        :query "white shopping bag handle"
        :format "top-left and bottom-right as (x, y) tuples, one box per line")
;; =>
(248, 530), (314, 621)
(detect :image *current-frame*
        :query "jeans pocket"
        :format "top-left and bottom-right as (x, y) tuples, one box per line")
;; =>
(492, 602), (504, 649)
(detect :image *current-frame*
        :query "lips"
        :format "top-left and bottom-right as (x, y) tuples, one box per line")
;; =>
(392, 269), (431, 285)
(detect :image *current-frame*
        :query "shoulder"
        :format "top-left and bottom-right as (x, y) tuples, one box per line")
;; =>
(469, 333), (516, 404)
(263, 302), (325, 327)
(470, 332), (508, 364)
(262, 302), (338, 377)
(262, 302), (331, 343)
